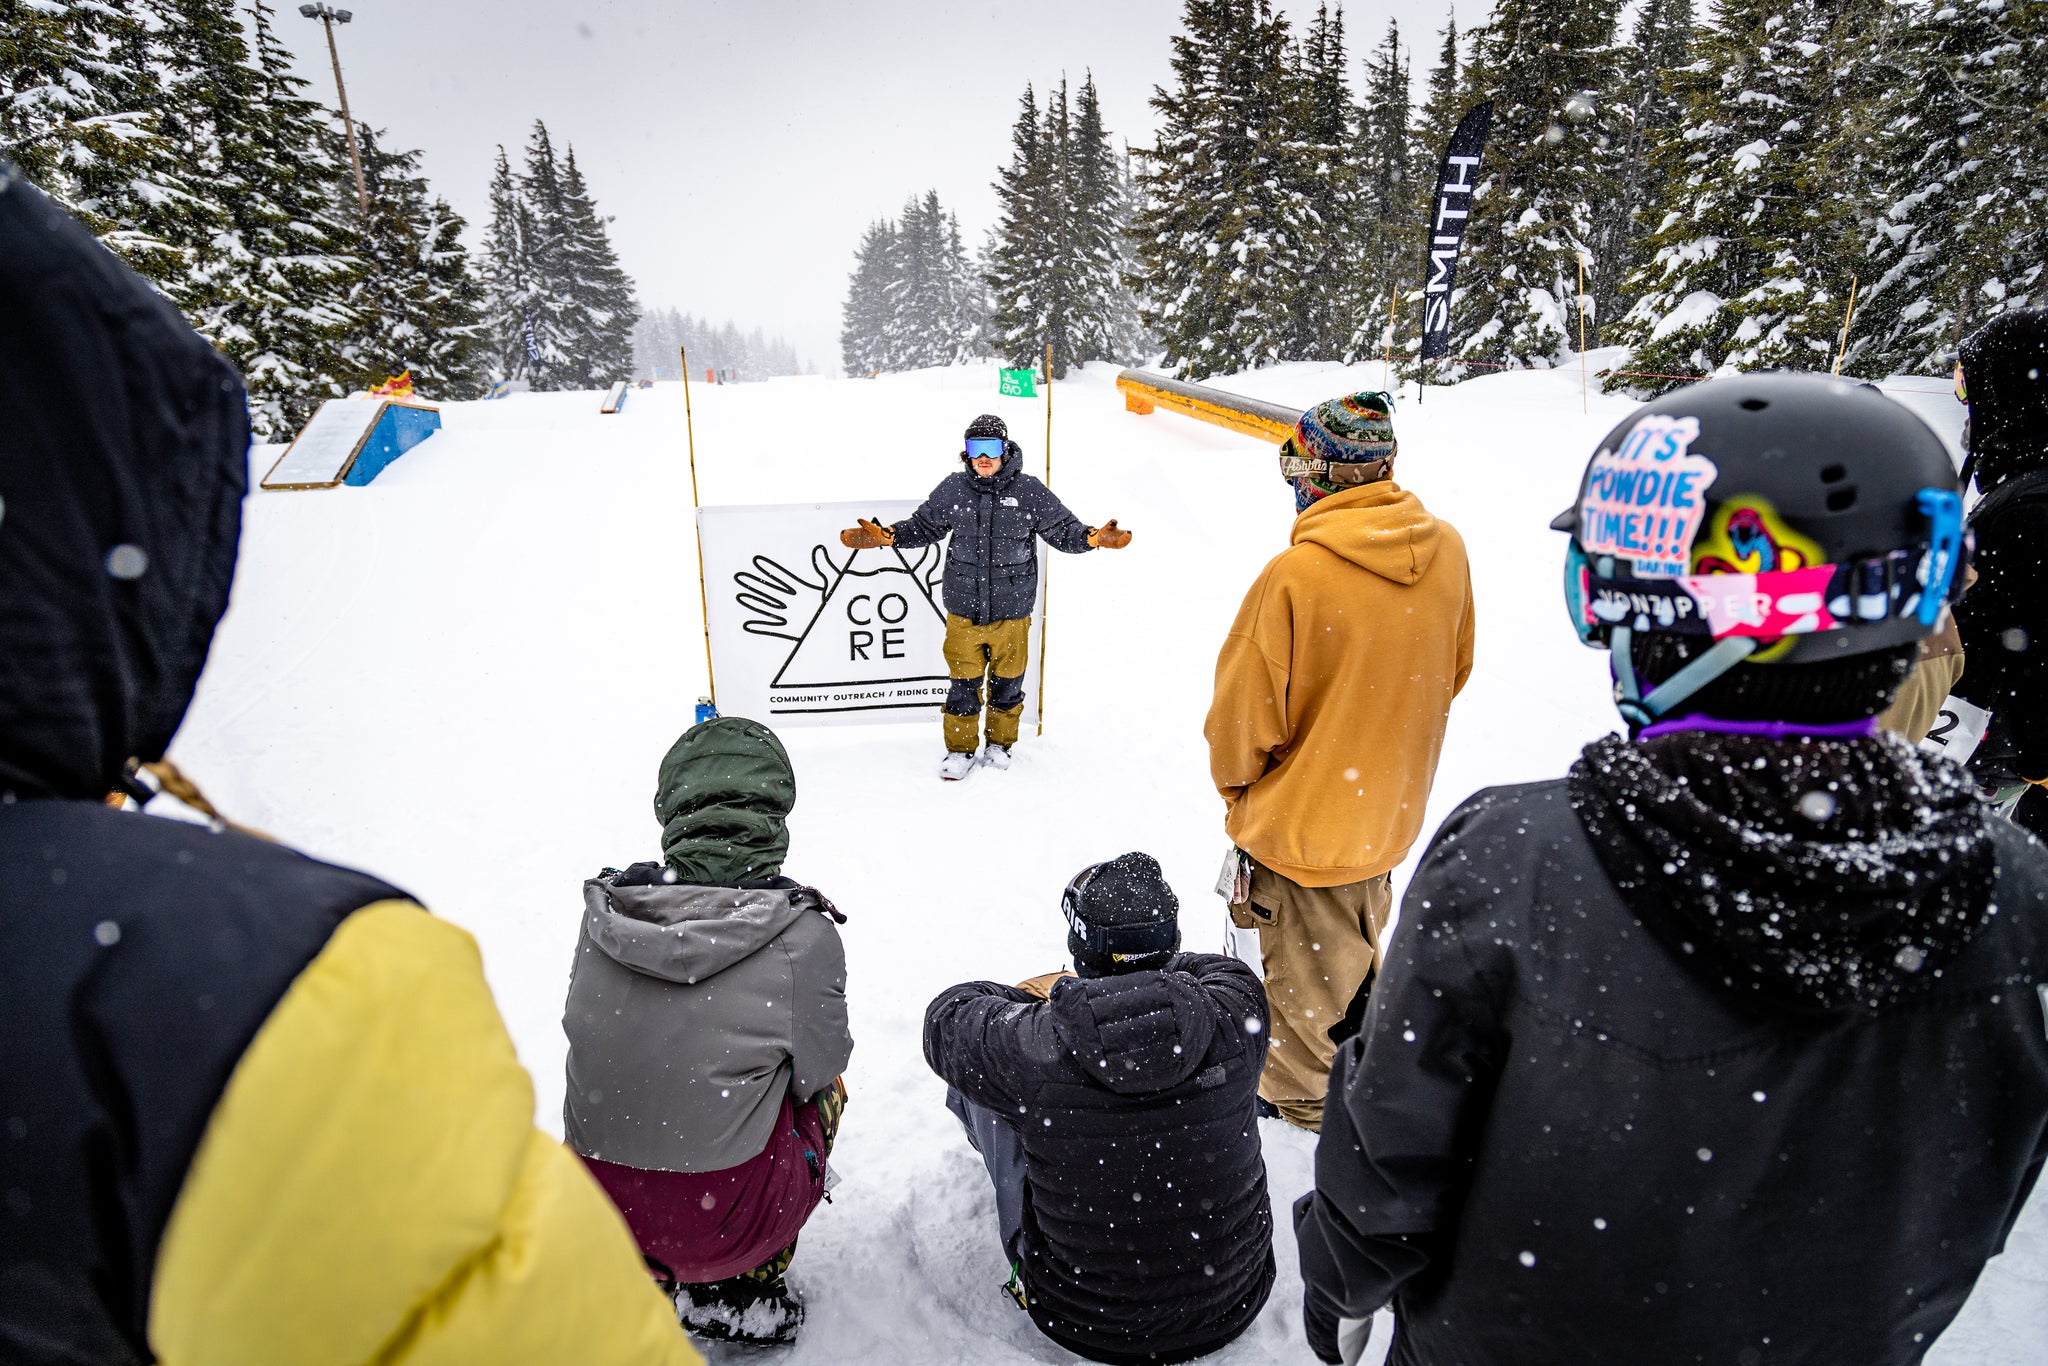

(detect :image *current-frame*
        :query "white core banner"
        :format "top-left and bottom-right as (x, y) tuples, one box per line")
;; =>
(697, 500), (1045, 728)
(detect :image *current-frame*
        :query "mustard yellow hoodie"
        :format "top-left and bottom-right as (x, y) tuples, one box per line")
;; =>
(1205, 481), (1475, 887)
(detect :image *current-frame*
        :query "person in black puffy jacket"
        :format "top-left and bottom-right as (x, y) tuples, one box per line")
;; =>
(840, 414), (1128, 780)
(923, 852), (1274, 1365)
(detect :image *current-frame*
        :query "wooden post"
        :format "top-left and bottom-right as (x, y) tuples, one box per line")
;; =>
(1382, 286), (1399, 392)
(1832, 274), (1861, 377)
(681, 345), (716, 707)
(1578, 252), (1590, 414)
(1038, 341), (1052, 738)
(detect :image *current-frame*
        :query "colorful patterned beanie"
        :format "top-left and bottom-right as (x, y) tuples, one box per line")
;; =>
(1286, 391), (1397, 510)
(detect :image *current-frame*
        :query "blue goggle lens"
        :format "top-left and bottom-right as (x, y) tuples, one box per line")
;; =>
(966, 438), (1006, 460)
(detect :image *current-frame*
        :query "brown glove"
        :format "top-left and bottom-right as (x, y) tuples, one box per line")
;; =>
(1086, 519), (1131, 549)
(839, 517), (895, 549)
(1015, 970), (1077, 1001)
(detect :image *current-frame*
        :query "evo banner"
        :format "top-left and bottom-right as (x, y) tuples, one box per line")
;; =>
(1419, 101), (1493, 362)
(697, 500), (1045, 728)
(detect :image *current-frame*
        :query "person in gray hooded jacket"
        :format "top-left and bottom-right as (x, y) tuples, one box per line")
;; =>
(563, 717), (852, 1345)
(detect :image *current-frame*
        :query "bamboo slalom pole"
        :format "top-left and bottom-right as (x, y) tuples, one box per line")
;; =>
(1832, 274), (1861, 376)
(1578, 253), (1590, 414)
(681, 345), (717, 708)
(1037, 341), (1052, 739)
(1382, 287), (1398, 392)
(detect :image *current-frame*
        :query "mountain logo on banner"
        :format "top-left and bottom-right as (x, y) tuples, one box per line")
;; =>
(733, 543), (950, 715)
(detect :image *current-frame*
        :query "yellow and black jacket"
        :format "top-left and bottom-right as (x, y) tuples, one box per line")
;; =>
(0, 166), (696, 1365)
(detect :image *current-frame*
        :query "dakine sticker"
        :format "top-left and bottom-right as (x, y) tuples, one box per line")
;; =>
(696, 500), (1045, 728)
(1576, 415), (1718, 577)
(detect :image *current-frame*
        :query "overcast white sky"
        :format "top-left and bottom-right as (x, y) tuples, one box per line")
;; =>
(280, 1), (1482, 370)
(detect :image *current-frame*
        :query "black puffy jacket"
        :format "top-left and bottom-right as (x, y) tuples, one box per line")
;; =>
(924, 954), (1275, 1364)
(890, 458), (1092, 624)
(1297, 734), (2048, 1366)
(1956, 469), (2048, 790)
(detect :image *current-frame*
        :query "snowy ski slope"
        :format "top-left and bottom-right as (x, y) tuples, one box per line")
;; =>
(176, 361), (2041, 1363)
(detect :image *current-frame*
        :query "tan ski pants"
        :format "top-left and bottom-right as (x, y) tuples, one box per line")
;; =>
(942, 614), (1029, 753)
(1231, 864), (1392, 1131)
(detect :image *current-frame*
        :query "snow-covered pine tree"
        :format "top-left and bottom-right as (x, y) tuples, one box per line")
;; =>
(1410, 9), (1464, 182)
(841, 217), (897, 375)
(1344, 17), (1412, 364)
(176, 0), (362, 436)
(516, 120), (575, 388)
(1287, 3), (1360, 363)
(1107, 144), (1158, 364)
(553, 146), (638, 388)
(1617, 0), (1873, 386)
(1065, 73), (1130, 370)
(337, 122), (483, 398)
(1857, 0), (2043, 376)
(1447, 0), (1620, 372)
(0, 0), (194, 283)
(1586, 0), (1693, 341)
(940, 208), (990, 363)
(987, 82), (1059, 370)
(1133, 0), (1303, 379)
(478, 144), (539, 384)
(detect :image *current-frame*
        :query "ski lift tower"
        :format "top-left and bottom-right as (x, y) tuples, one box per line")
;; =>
(299, 4), (369, 217)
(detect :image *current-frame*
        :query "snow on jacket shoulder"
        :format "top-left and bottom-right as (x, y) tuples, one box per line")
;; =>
(564, 867), (851, 1173)
(1296, 773), (2048, 1366)
(889, 462), (1092, 624)
(924, 954), (1275, 1365)
(1205, 481), (1475, 887)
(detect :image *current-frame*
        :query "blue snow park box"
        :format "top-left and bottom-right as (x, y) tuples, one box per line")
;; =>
(259, 398), (443, 490)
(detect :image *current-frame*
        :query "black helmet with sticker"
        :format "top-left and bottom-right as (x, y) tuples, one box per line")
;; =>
(1551, 373), (1967, 728)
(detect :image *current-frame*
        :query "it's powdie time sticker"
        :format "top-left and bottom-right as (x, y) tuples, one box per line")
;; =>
(1577, 415), (1719, 577)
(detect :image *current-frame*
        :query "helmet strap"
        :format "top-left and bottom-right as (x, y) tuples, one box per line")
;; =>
(1612, 627), (1759, 730)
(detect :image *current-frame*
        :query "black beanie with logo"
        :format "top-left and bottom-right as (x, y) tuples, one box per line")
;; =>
(1064, 852), (1181, 976)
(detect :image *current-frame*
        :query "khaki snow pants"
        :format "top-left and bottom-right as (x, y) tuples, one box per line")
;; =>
(1231, 864), (1392, 1131)
(942, 614), (1029, 753)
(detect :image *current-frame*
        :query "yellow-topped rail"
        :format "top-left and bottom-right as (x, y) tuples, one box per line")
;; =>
(1115, 369), (1301, 445)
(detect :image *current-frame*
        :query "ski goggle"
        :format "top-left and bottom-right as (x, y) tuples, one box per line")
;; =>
(1955, 363), (1968, 404)
(1562, 487), (1969, 646)
(965, 437), (1006, 461)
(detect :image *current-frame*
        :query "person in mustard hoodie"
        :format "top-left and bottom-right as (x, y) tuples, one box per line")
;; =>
(1204, 391), (1474, 1131)
(0, 169), (697, 1365)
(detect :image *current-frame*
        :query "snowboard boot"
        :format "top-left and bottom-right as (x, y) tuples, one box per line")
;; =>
(981, 742), (1013, 771)
(938, 751), (977, 781)
(674, 1277), (806, 1346)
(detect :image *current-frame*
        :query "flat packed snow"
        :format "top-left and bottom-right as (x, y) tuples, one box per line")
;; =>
(179, 362), (2038, 1362)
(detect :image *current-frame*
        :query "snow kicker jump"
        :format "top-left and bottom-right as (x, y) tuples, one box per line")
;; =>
(260, 397), (442, 490)
(1115, 368), (1300, 444)
(698, 500), (1045, 727)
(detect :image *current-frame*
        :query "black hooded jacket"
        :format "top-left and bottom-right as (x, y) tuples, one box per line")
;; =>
(890, 458), (1093, 624)
(1296, 732), (2048, 1366)
(1955, 309), (2048, 787)
(924, 954), (1276, 1364)
(0, 170), (403, 1360)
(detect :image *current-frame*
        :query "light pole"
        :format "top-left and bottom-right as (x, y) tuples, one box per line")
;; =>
(299, 4), (369, 218)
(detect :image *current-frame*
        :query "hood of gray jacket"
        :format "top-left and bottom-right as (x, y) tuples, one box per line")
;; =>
(582, 878), (825, 984)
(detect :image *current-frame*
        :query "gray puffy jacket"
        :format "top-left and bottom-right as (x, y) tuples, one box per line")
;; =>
(562, 867), (852, 1173)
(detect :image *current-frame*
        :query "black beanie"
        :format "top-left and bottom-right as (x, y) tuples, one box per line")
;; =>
(965, 413), (1008, 442)
(1064, 852), (1181, 976)
(1631, 636), (1918, 726)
